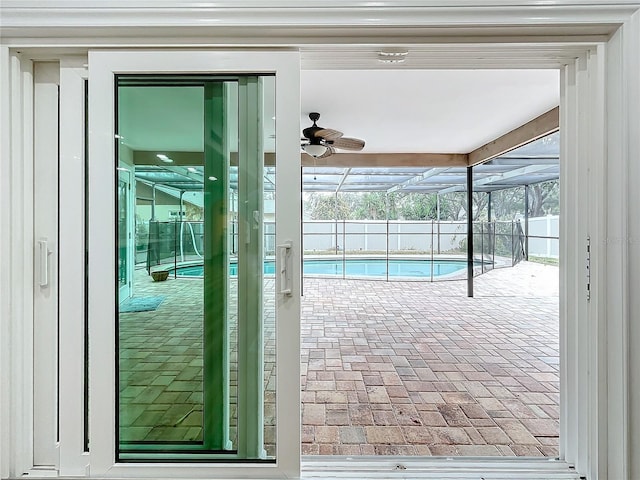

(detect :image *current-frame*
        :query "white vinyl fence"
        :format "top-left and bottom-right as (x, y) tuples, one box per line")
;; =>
(527, 215), (559, 259)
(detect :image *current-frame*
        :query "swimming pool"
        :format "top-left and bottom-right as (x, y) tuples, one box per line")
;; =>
(171, 258), (470, 279)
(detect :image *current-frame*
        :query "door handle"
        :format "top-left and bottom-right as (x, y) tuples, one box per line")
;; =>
(277, 241), (292, 296)
(38, 239), (52, 287)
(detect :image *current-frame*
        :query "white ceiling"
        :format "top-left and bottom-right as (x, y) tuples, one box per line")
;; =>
(118, 78), (275, 153)
(118, 69), (559, 156)
(300, 69), (559, 154)
(119, 86), (206, 152)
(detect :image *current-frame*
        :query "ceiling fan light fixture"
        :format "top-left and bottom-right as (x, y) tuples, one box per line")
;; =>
(302, 143), (328, 158)
(301, 112), (364, 159)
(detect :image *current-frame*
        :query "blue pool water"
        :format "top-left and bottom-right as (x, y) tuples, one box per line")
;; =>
(171, 258), (468, 279)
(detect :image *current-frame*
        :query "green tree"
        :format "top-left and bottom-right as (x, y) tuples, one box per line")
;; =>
(491, 187), (525, 220)
(450, 191), (489, 221)
(304, 193), (353, 220)
(527, 180), (559, 217)
(304, 181), (558, 222)
(398, 193), (437, 220)
(351, 192), (399, 220)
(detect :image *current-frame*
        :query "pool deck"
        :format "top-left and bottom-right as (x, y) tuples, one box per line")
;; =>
(120, 261), (559, 457)
(300, 262), (559, 456)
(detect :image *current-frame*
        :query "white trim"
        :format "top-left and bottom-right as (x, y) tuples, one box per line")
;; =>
(0, 53), (34, 476)
(302, 456), (579, 479)
(86, 51), (116, 475)
(584, 45), (607, 480)
(6, 52), (37, 479)
(274, 57), (302, 476)
(563, 51), (585, 473)
(300, 45), (606, 70)
(574, 50), (591, 474)
(0, 44), (11, 480)
(603, 21), (630, 480)
(559, 45), (609, 479)
(627, 9), (640, 480)
(58, 56), (90, 476)
(88, 50), (301, 478)
(2, 0), (640, 6)
(32, 60), (60, 469)
(558, 61), (573, 467)
(1, 2), (638, 32)
(605, 8), (640, 480)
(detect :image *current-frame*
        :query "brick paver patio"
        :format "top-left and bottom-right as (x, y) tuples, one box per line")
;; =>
(119, 260), (559, 457)
(301, 262), (559, 456)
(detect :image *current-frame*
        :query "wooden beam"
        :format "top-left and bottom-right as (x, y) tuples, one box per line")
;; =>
(467, 106), (559, 166)
(301, 152), (468, 168)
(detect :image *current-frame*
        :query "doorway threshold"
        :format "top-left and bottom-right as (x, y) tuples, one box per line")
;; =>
(301, 456), (580, 479)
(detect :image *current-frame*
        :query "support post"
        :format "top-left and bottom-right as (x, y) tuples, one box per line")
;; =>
(179, 190), (184, 222)
(231, 190), (236, 254)
(524, 184), (530, 261)
(436, 193), (441, 254)
(385, 192), (389, 221)
(385, 193), (390, 262)
(386, 219), (389, 282)
(173, 221), (177, 278)
(179, 190), (184, 262)
(151, 184), (156, 221)
(430, 219), (434, 282)
(335, 192), (339, 254)
(481, 222), (485, 274)
(487, 191), (493, 270)
(467, 167), (474, 297)
(342, 219), (346, 279)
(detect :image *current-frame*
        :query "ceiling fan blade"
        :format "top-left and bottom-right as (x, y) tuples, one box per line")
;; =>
(318, 145), (335, 159)
(331, 137), (365, 151)
(315, 128), (343, 141)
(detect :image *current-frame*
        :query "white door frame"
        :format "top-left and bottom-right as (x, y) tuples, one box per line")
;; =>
(87, 50), (301, 478)
(58, 57), (91, 477)
(1, 3), (639, 479)
(32, 61), (60, 470)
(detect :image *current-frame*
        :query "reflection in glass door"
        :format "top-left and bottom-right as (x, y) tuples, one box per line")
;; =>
(117, 170), (133, 301)
(115, 75), (276, 461)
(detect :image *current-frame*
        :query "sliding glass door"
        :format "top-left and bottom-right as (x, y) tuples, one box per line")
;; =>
(88, 51), (300, 477)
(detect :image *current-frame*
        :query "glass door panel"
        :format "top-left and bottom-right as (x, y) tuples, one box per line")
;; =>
(115, 75), (275, 461)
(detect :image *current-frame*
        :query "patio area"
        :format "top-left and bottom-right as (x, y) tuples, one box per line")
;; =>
(119, 260), (559, 457)
(300, 261), (559, 456)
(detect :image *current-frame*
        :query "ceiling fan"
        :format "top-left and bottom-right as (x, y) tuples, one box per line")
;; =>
(301, 112), (365, 158)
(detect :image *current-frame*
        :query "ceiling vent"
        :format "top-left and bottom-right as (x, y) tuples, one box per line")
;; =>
(377, 48), (409, 64)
